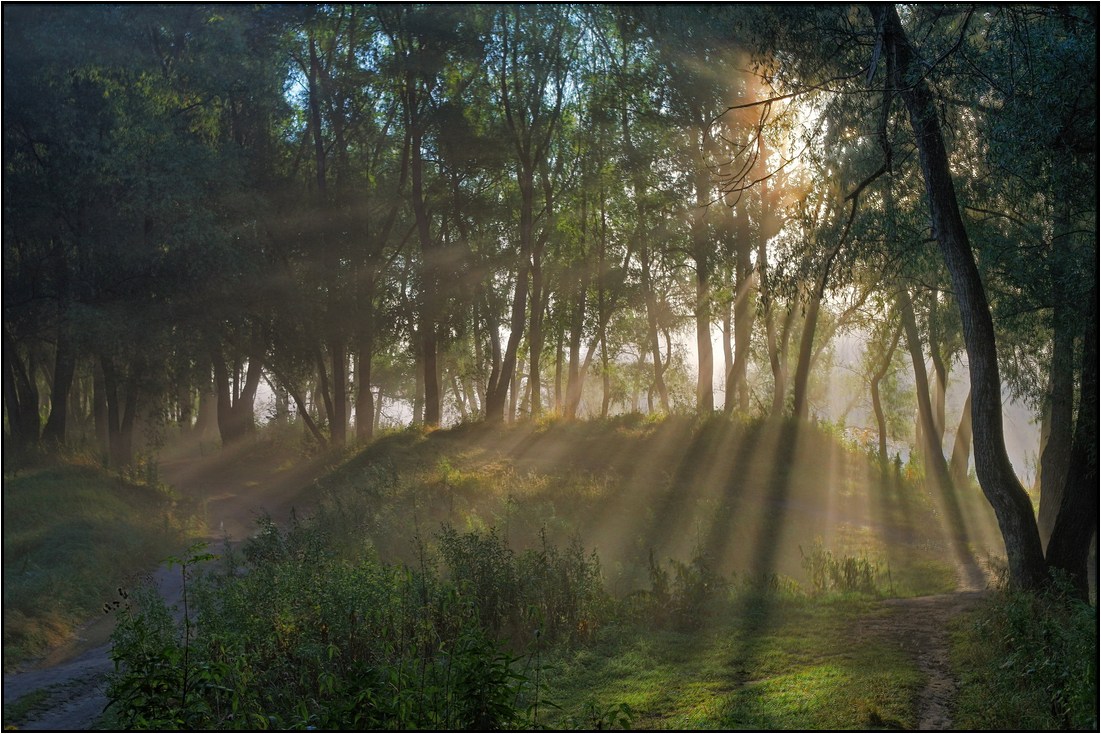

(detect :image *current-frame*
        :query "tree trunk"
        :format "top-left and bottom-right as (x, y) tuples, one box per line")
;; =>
(3, 337), (41, 455)
(871, 322), (902, 464)
(730, 205), (755, 414)
(1045, 282), (1098, 597)
(691, 128), (714, 414)
(949, 391), (973, 487)
(1037, 288), (1075, 550)
(880, 2), (1046, 589)
(565, 275), (586, 419)
(356, 332), (375, 443)
(42, 324), (75, 446)
(641, 246), (670, 412)
(900, 289), (954, 492)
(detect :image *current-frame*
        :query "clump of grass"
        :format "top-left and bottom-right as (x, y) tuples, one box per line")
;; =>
(952, 574), (1098, 730)
(2, 461), (188, 666)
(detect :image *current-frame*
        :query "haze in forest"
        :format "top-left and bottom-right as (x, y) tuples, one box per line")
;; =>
(3, 0), (1095, 679)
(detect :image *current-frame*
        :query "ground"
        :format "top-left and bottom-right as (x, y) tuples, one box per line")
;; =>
(2, 438), (988, 731)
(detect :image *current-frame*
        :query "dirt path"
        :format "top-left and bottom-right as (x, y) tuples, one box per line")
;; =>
(2, 443), (326, 731)
(859, 590), (987, 729)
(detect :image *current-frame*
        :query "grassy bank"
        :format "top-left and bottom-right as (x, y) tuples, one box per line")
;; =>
(951, 579), (1098, 730)
(2, 460), (191, 667)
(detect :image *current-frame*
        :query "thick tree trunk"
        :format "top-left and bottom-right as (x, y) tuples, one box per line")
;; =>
(213, 350), (261, 446)
(880, 3), (1046, 589)
(1037, 291), (1075, 550)
(1045, 283), (1098, 597)
(100, 354), (138, 468)
(485, 180), (533, 422)
(791, 287), (824, 421)
(692, 137), (714, 414)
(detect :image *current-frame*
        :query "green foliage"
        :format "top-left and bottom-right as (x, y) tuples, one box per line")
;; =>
(105, 518), (609, 730)
(952, 575), (1098, 731)
(799, 539), (887, 596)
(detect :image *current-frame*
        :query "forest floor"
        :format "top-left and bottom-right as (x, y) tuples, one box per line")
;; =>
(2, 436), (989, 731)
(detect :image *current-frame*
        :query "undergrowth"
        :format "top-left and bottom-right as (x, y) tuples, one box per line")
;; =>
(105, 518), (610, 730)
(952, 573), (1098, 731)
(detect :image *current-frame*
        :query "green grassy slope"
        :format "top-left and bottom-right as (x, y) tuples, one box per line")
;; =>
(3, 461), (189, 666)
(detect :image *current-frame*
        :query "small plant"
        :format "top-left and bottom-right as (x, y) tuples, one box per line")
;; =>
(799, 539), (884, 595)
(564, 698), (635, 730)
(644, 547), (729, 629)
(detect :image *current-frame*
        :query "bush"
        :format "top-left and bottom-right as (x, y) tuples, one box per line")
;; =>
(953, 574), (1098, 731)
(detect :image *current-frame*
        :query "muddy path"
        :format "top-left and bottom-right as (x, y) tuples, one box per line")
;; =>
(2, 443), (328, 731)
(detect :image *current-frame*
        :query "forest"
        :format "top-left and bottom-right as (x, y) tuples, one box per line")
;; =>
(3, 4), (1097, 731)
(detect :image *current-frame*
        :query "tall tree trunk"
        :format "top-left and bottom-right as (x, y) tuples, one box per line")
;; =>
(927, 291), (948, 445)
(691, 124), (714, 414)
(356, 332), (375, 443)
(641, 246), (670, 412)
(329, 340), (348, 446)
(100, 354), (138, 468)
(871, 322), (903, 464)
(485, 174), (533, 422)
(730, 205), (755, 414)
(565, 274), (586, 420)
(1037, 285), (1075, 550)
(410, 118), (440, 427)
(949, 391), (973, 487)
(880, 3), (1046, 589)
(554, 323), (564, 413)
(3, 337), (41, 455)
(899, 289), (954, 492)
(1045, 284), (1098, 597)
(42, 321), (75, 446)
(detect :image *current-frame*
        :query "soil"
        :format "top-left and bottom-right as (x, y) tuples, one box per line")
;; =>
(2, 442), (990, 731)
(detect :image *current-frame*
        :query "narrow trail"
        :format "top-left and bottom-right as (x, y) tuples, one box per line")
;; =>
(856, 563), (990, 730)
(2, 442), (326, 731)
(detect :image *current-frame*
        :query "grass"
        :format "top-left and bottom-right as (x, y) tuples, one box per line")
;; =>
(2, 687), (52, 727)
(542, 594), (921, 730)
(2, 459), (191, 667)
